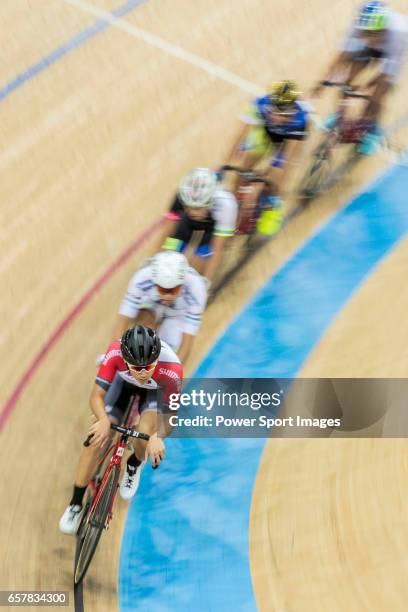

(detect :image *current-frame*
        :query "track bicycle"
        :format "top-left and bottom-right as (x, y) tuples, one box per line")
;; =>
(210, 164), (274, 295)
(74, 395), (150, 585)
(299, 81), (371, 201)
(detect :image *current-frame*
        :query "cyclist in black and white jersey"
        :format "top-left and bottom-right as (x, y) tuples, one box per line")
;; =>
(158, 168), (238, 287)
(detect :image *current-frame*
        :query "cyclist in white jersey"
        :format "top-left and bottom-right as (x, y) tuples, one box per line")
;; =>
(312, 2), (408, 153)
(112, 251), (207, 364)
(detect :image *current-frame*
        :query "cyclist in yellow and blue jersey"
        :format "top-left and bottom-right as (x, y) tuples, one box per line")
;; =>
(224, 81), (311, 236)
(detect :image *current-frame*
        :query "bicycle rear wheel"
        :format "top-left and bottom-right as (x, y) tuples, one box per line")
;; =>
(74, 464), (119, 584)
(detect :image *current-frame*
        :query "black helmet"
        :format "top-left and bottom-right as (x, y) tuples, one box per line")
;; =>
(120, 326), (161, 366)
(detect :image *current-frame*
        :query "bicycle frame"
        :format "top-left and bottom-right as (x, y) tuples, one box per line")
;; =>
(220, 165), (272, 235)
(85, 393), (142, 528)
(74, 392), (151, 585)
(322, 82), (371, 145)
(86, 437), (125, 528)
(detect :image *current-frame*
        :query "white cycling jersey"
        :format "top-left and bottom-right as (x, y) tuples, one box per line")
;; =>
(119, 263), (207, 349)
(211, 188), (238, 237)
(342, 11), (408, 82)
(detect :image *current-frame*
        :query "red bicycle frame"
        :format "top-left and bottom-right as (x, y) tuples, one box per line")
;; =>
(86, 438), (125, 528)
(85, 393), (142, 528)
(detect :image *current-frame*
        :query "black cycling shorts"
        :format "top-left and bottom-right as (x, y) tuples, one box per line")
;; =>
(104, 373), (156, 423)
(170, 212), (215, 257)
(352, 47), (384, 64)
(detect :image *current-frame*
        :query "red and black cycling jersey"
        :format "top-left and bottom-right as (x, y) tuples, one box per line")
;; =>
(95, 339), (182, 408)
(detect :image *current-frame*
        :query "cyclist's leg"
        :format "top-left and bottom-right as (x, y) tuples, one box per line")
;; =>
(119, 398), (158, 499)
(233, 126), (271, 192)
(358, 65), (395, 154)
(60, 423), (115, 533)
(267, 138), (304, 195)
(347, 56), (371, 86)
(60, 377), (136, 532)
(72, 374), (127, 489)
(256, 145), (289, 236)
(189, 233), (213, 275)
(132, 404), (158, 461)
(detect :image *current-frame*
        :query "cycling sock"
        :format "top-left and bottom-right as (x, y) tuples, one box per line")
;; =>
(70, 485), (87, 507)
(127, 453), (142, 470)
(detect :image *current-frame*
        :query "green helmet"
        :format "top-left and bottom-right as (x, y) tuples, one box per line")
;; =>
(357, 2), (389, 32)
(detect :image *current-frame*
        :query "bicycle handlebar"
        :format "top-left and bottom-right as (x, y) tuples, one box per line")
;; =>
(83, 424), (150, 447)
(320, 81), (370, 100)
(220, 164), (273, 186)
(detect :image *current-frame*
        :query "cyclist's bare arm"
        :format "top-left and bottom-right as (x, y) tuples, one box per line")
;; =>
(113, 310), (156, 341)
(85, 384), (111, 449)
(204, 235), (229, 282)
(131, 410), (159, 463)
(313, 52), (354, 94)
(89, 384), (109, 423)
(225, 122), (251, 164)
(156, 411), (176, 440)
(177, 333), (194, 364)
(72, 385), (111, 487)
(112, 314), (135, 342)
(138, 404), (176, 466)
(146, 433), (165, 467)
(136, 309), (156, 327)
(154, 216), (178, 252)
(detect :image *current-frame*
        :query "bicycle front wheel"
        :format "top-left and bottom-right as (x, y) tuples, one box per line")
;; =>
(74, 464), (119, 585)
(298, 134), (334, 201)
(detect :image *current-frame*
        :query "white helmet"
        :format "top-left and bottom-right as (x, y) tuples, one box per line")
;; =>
(151, 251), (188, 289)
(178, 168), (217, 208)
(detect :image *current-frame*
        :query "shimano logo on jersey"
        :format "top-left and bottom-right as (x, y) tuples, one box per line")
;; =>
(103, 349), (121, 365)
(159, 367), (181, 382)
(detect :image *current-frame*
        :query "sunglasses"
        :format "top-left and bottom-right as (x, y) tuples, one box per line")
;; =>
(156, 285), (181, 296)
(127, 361), (157, 373)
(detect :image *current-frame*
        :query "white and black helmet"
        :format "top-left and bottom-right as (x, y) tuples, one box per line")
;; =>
(151, 251), (188, 289)
(178, 168), (217, 208)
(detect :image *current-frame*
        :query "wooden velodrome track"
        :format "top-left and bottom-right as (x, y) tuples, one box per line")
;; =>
(1, 1), (408, 610)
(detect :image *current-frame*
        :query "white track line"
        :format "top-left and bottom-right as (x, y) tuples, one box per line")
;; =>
(62, 0), (263, 95)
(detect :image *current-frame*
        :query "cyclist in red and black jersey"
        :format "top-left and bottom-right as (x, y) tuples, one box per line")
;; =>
(59, 326), (182, 535)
